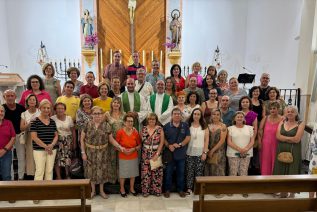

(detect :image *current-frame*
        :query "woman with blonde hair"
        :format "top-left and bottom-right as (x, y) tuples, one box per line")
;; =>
(30, 99), (58, 203)
(81, 106), (123, 199)
(224, 77), (247, 111)
(185, 62), (203, 88)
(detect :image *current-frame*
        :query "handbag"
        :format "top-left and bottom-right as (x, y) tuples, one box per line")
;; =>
(207, 152), (218, 164)
(147, 128), (163, 170)
(70, 151), (84, 178)
(162, 126), (181, 164)
(150, 156), (162, 170)
(277, 144), (293, 164)
(17, 131), (27, 145)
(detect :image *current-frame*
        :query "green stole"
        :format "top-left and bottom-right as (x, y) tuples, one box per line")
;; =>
(122, 91), (141, 130)
(150, 93), (170, 114)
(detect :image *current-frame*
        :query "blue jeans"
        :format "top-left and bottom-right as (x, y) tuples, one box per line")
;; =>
(164, 159), (185, 192)
(0, 150), (12, 181)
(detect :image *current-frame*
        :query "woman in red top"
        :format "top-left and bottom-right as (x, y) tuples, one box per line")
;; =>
(116, 112), (141, 197)
(170, 64), (185, 92)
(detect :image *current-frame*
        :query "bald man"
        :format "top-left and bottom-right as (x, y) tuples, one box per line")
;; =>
(149, 80), (173, 125)
(258, 73), (271, 101)
(120, 78), (149, 131)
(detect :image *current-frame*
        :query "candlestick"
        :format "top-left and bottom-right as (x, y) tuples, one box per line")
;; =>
(142, 50), (145, 65)
(151, 50), (154, 62)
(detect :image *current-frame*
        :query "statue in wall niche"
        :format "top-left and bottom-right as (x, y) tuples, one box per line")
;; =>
(170, 9), (182, 50)
(128, 0), (137, 24)
(81, 9), (93, 38)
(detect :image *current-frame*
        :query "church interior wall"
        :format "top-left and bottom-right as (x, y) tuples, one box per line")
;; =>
(0, 0), (81, 81)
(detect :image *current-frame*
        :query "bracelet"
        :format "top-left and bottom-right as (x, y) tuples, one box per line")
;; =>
(81, 151), (86, 154)
(203, 151), (208, 154)
(3, 147), (8, 152)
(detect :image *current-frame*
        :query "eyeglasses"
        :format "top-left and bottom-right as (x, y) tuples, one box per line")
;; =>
(92, 113), (102, 116)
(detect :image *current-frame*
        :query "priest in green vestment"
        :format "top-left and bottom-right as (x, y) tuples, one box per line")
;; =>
(149, 80), (174, 125)
(121, 78), (149, 131)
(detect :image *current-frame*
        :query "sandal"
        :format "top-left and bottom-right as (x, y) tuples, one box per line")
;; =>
(185, 189), (192, 195)
(100, 192), (109, 199)
(91, 192), (96, 198)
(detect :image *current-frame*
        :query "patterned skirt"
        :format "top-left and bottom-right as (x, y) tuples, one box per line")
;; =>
(56, 135), (73, 167)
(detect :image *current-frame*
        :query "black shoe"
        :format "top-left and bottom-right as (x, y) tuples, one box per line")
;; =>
(130, 190), (138, 196)
(120, 192), (127, 198)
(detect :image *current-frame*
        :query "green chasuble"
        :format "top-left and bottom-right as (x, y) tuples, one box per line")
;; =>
(149, 93), (170, 114)
(122, 91), (141, 130)
(122, 92), (141, 112)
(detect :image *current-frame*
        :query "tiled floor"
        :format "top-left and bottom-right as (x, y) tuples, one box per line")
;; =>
(0, 192), (309, 212)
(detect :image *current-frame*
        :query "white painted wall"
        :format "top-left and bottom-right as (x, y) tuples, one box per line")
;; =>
(0, 0), (11, 72)
(181, 0), (303, 89)
(182, 0), (248, 77)
(2, 0), (81, 82)
(244, 0), (302, 89)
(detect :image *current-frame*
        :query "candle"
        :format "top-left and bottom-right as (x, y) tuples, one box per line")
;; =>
(151, 50), (154, 62)
(119, 49), (122, 63)
(142, 50), (145, 65)
(100, 48), (103, 70)
(110, 49), (113, 64)
(160, 50), (163, 70)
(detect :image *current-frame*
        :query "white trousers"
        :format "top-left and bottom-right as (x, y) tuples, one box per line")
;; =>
(33, 149), (57, 180)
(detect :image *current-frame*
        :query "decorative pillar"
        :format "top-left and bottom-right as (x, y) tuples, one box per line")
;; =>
(165, 0), (183, 76)
(80, 0), (99, 83)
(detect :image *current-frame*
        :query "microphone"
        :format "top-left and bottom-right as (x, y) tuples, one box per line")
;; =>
(242, 66), (253, 74)
(0, 65), (8, 68)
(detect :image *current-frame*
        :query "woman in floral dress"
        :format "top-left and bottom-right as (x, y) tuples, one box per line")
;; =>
(104, 97), (125, 183)
(81, 106), (123, 199)
(141, 113), (164, 197)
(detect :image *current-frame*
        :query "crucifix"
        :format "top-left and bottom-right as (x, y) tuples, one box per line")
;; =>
(128, 0), (137, 54)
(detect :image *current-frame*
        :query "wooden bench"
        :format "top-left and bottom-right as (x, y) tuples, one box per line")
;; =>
(194, 175), (317, 212)
(0, 179), (91, 212)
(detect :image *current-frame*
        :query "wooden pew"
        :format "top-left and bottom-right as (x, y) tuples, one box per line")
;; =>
(193, 175), (317, 212)
(0, 179), (91, 212)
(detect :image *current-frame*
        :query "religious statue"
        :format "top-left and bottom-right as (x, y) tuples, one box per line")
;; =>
(128, 0), (137, 24)
(81, 9), (93, 38)
(170, 9), (182, 50)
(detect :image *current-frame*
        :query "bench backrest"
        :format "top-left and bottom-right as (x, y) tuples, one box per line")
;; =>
(0, 179), (91, 212)
(193, 175), (317, 212)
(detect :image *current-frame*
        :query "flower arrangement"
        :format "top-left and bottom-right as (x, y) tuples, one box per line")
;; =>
(85, 33), (99, 49)
(163, 37), (176, 50)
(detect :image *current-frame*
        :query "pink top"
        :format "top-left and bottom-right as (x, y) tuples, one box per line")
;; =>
(0, 119), (16, 149)
(19, 90), (52, 107)
(188, 73), (203, 88)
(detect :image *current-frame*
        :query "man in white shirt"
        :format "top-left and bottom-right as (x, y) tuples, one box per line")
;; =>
(149, 80), (174, 125)
(135, 68), (153, 102)
(120, 78), (149, 130)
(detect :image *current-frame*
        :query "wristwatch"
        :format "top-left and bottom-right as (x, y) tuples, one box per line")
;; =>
(203, 151), (208, 154)
(178, 143), (182, 147)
